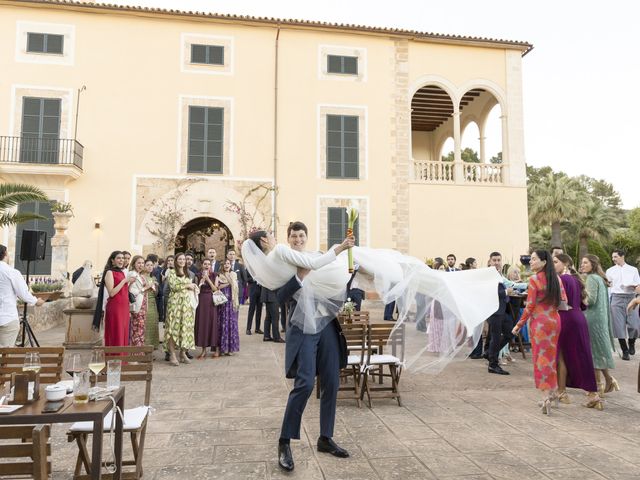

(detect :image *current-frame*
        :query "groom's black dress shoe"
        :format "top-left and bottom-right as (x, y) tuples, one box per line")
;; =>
(278, 443), (294, 471)
(317, 437), (350, 458)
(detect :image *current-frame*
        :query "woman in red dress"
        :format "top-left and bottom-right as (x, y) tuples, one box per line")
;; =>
(95, 251), (134, 347)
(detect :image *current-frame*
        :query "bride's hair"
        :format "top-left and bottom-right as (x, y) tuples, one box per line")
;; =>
(287, 221), (308, 237)
(249, 230), (268, 252)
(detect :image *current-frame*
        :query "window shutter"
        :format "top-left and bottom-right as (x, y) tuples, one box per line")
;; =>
(27, 33), (45, 53)
(326, 114), (359, 179)
(188, 106), (224, 173)
(327, 55), (358, 75)
(327, 207), (360, 249)
(46, 34), (64, 54)
(191, 44), (207, 64)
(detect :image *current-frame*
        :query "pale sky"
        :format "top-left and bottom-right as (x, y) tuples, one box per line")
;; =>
(112, 0), (640, 208)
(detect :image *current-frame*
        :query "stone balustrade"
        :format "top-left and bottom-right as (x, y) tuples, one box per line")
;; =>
(413, 161), (504, 185)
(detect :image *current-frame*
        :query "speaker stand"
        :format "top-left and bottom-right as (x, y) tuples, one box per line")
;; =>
(19, 259), (40, 348)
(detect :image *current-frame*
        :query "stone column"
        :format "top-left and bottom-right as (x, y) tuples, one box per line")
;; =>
(51, 212), (72, 282)
(500, 114), (510, 183)
(453, 110), (463, 184)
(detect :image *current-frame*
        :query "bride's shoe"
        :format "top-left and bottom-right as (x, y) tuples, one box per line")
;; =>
(604, 377), (620, 394)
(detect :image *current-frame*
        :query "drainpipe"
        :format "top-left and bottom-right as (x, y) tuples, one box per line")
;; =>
(272, 25), (280, 239)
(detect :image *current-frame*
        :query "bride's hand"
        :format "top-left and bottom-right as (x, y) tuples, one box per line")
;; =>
(296, 267), (310, 280)
(335, 235), (355, 255)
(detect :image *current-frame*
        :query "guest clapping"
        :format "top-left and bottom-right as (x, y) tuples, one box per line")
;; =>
(195, 259), (220, 359)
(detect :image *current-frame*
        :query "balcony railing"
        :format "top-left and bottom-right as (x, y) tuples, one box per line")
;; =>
(0, 136), (83, 170)
(413, 160), (504, 185)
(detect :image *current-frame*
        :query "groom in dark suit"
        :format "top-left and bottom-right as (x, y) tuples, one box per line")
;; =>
(250, 222), (354, 472)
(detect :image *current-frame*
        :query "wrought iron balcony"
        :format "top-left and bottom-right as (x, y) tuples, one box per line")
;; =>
(0, 136), (83, 170)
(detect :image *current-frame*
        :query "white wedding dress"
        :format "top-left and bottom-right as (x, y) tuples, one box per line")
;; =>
(242, 240), (502, 372)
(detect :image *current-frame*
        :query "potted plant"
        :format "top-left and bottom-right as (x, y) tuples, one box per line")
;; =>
(30, 278), (65, 302)
(50, 201), (74, 234)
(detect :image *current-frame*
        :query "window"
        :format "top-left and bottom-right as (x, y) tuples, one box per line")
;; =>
(327, 55), (358, 75)
(190, 44), (224, 65)
(20, 97), (61, 164)
(327, 207), (360, 249)
(14, 201), (54, 275)
(188, 106), (224, 173)
(326, 115), (359, 179)
(26, 33), (64, 54)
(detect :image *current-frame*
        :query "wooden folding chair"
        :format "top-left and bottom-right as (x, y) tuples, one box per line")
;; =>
(337, 322), (367, 407)
(0, 424), (51, 479)
(361, 323), (405, 407)
(338, 310), (370, 325)
(67, 345), (153, 480)
(0, 347), (64, 385)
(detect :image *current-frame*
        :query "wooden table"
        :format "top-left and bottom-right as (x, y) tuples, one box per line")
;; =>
(0, 386), (125, 479)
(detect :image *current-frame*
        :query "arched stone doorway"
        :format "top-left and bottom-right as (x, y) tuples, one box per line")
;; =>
(175, 217), (234, 267)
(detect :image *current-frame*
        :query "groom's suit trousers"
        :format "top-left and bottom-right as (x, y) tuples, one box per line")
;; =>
(280, 322), (341, 440)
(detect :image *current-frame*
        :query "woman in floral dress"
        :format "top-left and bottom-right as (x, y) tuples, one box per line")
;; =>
(165, 252), (198, 366)
(513, 250), (567, 414)
(215, 259), (240, 355)
(128, 255), (149, 347)
(143, 258), (160, 349)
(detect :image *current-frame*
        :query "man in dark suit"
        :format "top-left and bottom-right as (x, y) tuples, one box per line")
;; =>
(261, 285), (284, 343)
(226, 250), (247, 303)
(486, 251), (511, 375)
(245, 272), (263, 335)
(207, 248), (221, 274)
(258, 221), (353, 472)
(445, 254), (459, 272)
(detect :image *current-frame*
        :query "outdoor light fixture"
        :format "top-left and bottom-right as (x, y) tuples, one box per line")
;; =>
(94, 222), (101, 229)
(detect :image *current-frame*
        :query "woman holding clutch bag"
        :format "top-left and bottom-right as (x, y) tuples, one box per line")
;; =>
(216, 259), (240, 356)
(195, 259), (220, 359)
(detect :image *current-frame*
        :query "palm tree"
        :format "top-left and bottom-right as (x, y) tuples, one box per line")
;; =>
(0, 183), (48, 227)
(528, 173), (586, 249)
(571, 200), (616, 260)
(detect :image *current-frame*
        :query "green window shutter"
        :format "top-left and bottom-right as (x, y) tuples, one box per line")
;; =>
(45, 34), (64, 54)
(27, 33), (45, 52)
(20, 97), (61, 164)
(191, 44), (207, 63)
(26, 33), (63, 54)
(327, 55), (358, 75)
(326, 114), (359, 179)
(14, 201), (54, 275)
(188, 106), (224, 173)
(208, 46), (224, 65)
(327, 207), (360, 249)
(190, 44), (224, 65)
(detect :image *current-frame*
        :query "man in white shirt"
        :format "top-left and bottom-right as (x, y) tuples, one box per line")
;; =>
(606, 249), (640, 360)
(0, 245), (44, 347)
(207, 248), (220, 273)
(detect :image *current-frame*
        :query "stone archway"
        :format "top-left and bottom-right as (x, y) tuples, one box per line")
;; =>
(175, 216), (234, 267)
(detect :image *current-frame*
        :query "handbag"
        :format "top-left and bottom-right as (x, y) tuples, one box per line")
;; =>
(212, 290), (228, 306)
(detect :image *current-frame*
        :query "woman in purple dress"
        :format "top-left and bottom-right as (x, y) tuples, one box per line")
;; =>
(195, 259), (220, 359)
(553, 254), (601, 409)
(215, 259), (240, 355)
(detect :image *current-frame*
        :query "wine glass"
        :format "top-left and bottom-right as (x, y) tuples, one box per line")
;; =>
(65, 353), (83, 378)
(88, 350), (105, 385)
(23, 352), (41, 374)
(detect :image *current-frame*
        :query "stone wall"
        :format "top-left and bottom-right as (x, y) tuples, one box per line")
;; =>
(21, 298), (71, 334)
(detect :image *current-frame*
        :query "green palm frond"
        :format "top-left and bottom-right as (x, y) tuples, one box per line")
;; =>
(0, 183), (48, 210)
(0, 212), (46, 228)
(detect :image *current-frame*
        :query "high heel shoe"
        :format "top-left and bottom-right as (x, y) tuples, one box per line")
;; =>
(604, 377), (620, 394)
(584, 393), (604, 411)
(557, 391), (571, 404)
(540, 397), (552, 415)
(596, 382), (605, 396)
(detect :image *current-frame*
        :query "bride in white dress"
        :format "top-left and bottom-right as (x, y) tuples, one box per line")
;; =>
(242, 230), (501, 372)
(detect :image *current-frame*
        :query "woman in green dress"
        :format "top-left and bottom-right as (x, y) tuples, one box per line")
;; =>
(165, 252), (198, 366)
(144, 258), (160, 349)
(580, 254), (618, 394)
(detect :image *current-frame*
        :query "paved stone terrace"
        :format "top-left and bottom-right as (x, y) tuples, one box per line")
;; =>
(34, 304), (640, 479)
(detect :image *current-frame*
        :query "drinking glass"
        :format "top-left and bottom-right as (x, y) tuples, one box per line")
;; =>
(65, 353), (83, 378)
(73, 370), (90, 404)
(88, 350), (105, 385)
(23, 352), (41, 374)
(106, 360), (121, 389)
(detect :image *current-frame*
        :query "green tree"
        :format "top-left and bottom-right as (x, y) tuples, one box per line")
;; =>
(441, 148), (480, 163)
(526, 165), (564, 186)
(528, 172), (586, 249)
(489, 152), (502, 164)
(570, 200), (616, 260)
(0, 183), (48, 227)
(609, 229), (640, 266)
(628, 207), (640, 233)
(575, 175), (623, 211)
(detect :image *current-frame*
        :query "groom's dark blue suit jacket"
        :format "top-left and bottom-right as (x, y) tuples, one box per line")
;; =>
(277, 276), (306, 378)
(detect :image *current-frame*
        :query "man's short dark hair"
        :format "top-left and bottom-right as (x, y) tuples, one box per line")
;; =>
(185, 251), (194, 259)
(146, 253), (159, 263)
(122, 250), (131, 256)
(287, 221), (308, 237)
(446, 254), (456, 261)
(613, 249), (626, 257)
(0, 244), (6, 261)
(490, 251), (501, 259)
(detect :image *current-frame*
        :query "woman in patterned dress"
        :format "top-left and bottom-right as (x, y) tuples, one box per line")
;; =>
(128, 255), (149, 347)
(215, 259), (240, 356)
(165, 252), (198, 366)
(513, 250), (567, 414)
(580, 254), (617, 394)
(144, 258), (160, 349)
